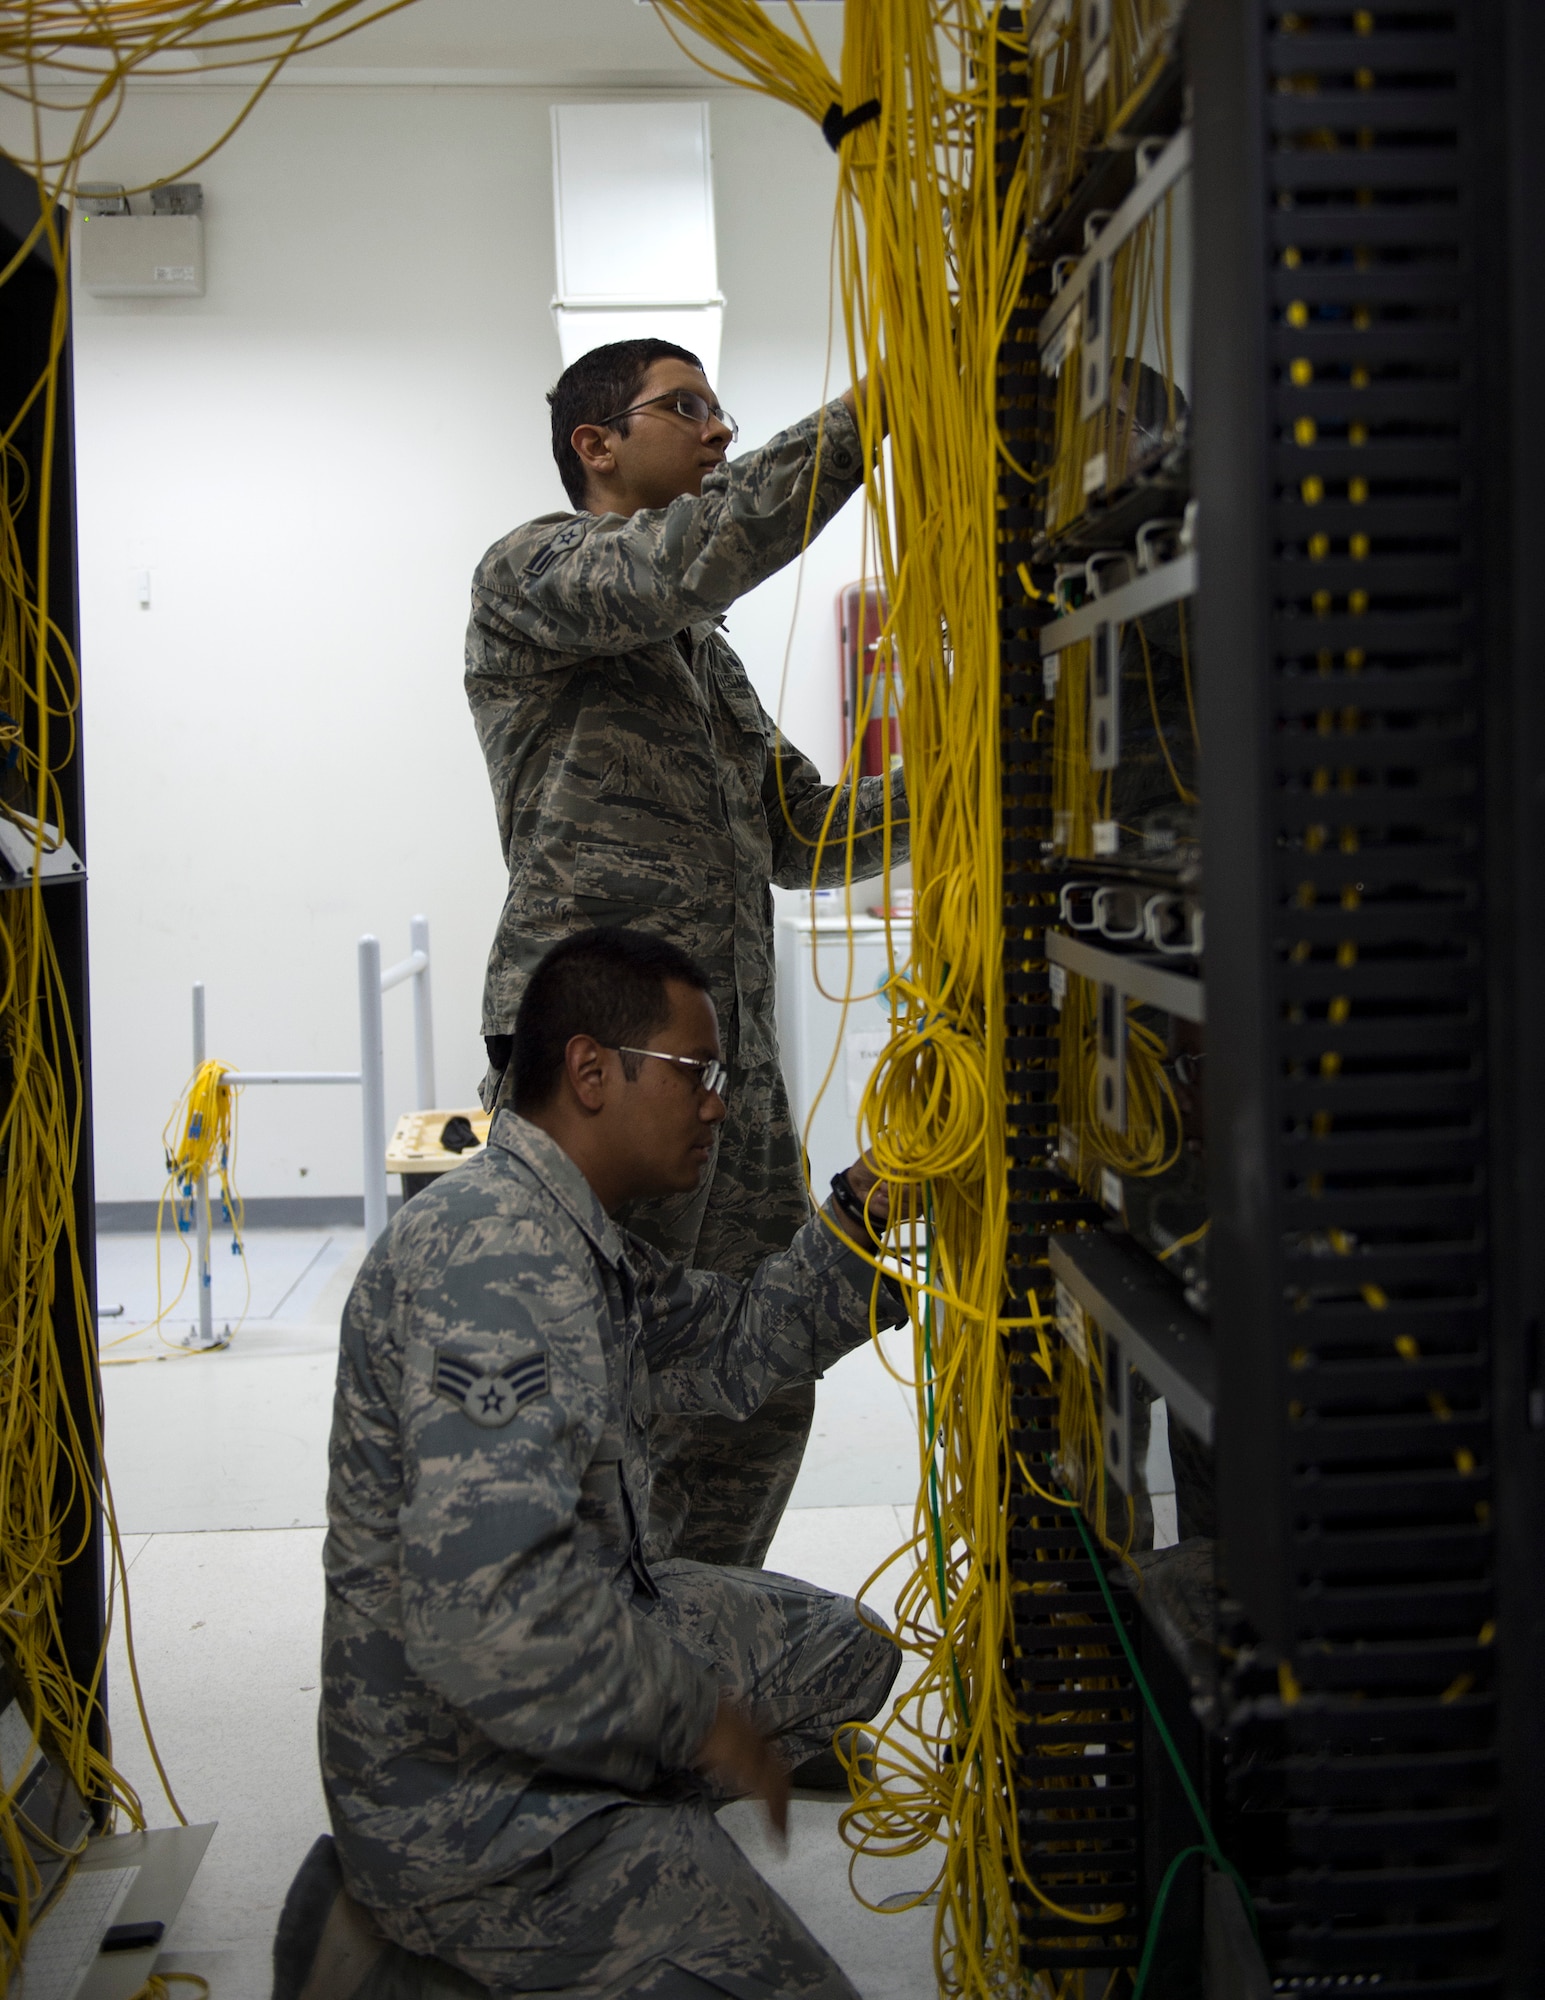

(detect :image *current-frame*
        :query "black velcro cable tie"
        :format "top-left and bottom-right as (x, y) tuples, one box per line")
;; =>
(822, 98), (881, 151)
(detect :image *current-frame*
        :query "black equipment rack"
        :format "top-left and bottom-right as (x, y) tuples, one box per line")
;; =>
(0, 157), (107, 1789)
(1002, 3), (1545, 1992)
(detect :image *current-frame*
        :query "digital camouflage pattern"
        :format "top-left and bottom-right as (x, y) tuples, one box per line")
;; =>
(377, 1797), (866, 1999)
(465, 398), (909, 1567)
(465, 396), (905, 1041)
(320, 1111), (904, 1940)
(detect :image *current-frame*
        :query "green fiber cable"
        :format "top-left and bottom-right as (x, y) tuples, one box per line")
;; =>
(920, 1187), (951, 1625)
(1058, 1466), (1258, 1993)
(920, 1187), (971, 1732)
(1131, 1843), (1211, 1996)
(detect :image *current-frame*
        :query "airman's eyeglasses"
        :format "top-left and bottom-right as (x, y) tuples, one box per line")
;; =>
(599, 390), (739, 443)
(612, 1046), (730, 1100)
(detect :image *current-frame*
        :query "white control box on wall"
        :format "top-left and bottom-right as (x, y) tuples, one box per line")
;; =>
(76, 213), (204, 298)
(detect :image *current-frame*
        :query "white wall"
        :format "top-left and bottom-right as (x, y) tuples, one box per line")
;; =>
(53, 78), (861, 1202)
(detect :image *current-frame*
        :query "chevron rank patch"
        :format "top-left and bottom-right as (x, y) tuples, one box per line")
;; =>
(523, 518), (588, 579)
(432, 1349), (550, 1429)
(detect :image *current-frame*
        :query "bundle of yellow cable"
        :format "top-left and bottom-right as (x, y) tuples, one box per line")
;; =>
(129, 1058), (250, 1350)
(163, 1060), (243, 1242)
(0, 356), (153, 1982)
(1057, 985), (1182, 1194)
(0, 0), (436, 1968)
(649, 5), (1043, 1994)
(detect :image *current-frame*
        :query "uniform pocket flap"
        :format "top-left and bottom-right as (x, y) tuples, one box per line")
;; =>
(573, 841), (689, 911)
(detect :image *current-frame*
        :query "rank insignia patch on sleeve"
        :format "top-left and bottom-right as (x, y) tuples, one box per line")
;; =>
(523, 518), (588, 579)
(432, 1349), (550, 1429)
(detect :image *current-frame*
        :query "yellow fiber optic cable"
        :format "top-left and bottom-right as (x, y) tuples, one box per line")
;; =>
(149, 1059), (249, 1350)
(0, 2), (445, 1974)
(652, 17), (1193, 1994)
(647, 5), (1152, 1992)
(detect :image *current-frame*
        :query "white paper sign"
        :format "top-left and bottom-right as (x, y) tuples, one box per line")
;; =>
(845, 1025), (890, 1119)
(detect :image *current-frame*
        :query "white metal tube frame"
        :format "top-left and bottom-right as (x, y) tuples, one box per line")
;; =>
(185, 915), (435, 1348)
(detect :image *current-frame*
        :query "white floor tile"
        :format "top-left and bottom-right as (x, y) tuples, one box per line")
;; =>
(95, 1227), (367, 1337)
(764, 1502), (913, 1616)
(102, 1349), (336, 1533)
(105, 1528), (328, 2000)
(788, 1327), (922, 1508)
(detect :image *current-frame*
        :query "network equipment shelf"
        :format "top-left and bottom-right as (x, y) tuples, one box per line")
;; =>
(1002, 0), (1545, 1991)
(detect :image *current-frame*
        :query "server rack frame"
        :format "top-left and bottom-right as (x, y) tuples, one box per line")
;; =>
(0, 156), (107, 1788)
(1004, 0), (1545, 1989)
(999, 14), (1162, 1981)
(1191, 0), (1544, 1990)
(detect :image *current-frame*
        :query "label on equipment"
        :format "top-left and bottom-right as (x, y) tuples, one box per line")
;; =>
(1048, 962), (1067, 1009)
(1059, 1125), (1078, 1166)
(1082, 450), (1108, 495)
(1043, 301), (1080, 377)
(1101, 1168), (1124, 1215)
(1092, 819), (1119, 855)
(0, 1699), (43, 1796)
(1043, 653), (1061, 698)
(154, 265), (195, 282)
(1055, 1280), (1090, 1364)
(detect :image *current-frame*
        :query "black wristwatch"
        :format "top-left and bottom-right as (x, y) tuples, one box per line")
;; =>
(829, 1169), (884, 1246)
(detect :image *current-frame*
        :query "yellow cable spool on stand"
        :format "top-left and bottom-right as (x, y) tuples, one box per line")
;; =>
(165, 1062), (241, 1231)
(122, 1059), (251, 1353)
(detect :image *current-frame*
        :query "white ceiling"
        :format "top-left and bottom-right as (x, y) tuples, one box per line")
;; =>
(254, 0), (846, 89)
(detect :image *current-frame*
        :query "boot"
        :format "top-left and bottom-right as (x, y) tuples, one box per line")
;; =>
(790, 1728), (878, 1794)
(272, 1835), (487, 2000)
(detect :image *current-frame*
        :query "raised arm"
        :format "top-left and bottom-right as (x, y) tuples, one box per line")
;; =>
(471, 399), (867, 661)
(639, 1189), (906, 1420)
(760, 721), (909, 887)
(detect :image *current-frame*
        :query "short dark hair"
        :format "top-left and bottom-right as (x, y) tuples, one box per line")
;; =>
(547, 339), (704, 509)
(511, 927), (713, 1114)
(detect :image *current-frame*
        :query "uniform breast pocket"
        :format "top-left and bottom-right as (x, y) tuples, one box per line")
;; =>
(572, 840), (730, 930)
(711, 667), (770, 757)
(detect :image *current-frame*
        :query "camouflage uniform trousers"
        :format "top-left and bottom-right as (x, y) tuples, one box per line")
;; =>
(370, 1561), (899, 1999)
(489, 1044), (819, 1574)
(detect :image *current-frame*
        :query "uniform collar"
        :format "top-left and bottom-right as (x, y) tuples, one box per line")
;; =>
(489, 1111), (628, 1269)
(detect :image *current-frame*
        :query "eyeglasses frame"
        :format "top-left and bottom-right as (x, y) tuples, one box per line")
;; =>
(596, 389), (739, 444)
(611, 1045), (729, 1101)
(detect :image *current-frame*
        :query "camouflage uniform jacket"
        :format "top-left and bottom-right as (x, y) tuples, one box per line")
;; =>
(319, 1111), (903, 1912)
(465, 396), (908, 1051)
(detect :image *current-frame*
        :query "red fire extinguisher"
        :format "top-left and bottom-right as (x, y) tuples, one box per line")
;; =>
(837, 583), (901, 778)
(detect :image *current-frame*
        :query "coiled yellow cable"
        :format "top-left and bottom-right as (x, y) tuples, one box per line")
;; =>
(98, 1060), (251, 1359)
(2, 5), (1181, 1990)
(650, 5), (1087, 1993)
(651, 7), (1188, 1994)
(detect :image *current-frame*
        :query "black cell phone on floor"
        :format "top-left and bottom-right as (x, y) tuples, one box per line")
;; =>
(101, 1920), (165, 1952)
